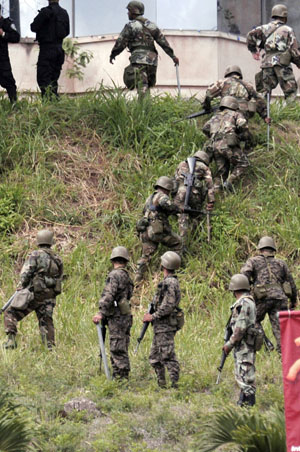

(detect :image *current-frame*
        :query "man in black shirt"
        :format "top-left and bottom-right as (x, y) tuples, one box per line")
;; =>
(31, 0), (69, 98)
(0, 5), (20, 103)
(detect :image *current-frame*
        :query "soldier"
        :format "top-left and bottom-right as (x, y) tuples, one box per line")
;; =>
(202, 96), (249, 192)
(0, 4), (20, 103)
(173, 150), (215, 246)
(223, 274), (257, 406)
(241, 236), (297, 353)
(247, 4), (300, 102)
(109, 1), (179, 95)
(143, 251), (182, 388)
(93, 246), (133, 380)
(3, 230), (63, 349)
(31, 0), (70, 99)
(135, 176), (182, 283)
(203, 65), (268, 123)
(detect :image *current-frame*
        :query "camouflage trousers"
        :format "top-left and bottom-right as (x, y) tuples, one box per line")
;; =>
(107, 314), (132, 378)
(233, 342), (256, 396)
(213, 145), (249, 190)
(261, 65), (297, 101)
(174, 188), (205, 245)
(149, 330), (180, 385)
(132, 63), (157, 95)
(4, 296), (56, 346)
(256, 298), (288, 353)
(136, 228), (182, 278)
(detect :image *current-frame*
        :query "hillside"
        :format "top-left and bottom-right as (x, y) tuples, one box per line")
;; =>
(0, 91), (299, 452)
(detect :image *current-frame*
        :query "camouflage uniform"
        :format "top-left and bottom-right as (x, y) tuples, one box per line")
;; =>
(202, 109), (249, 190)
(203, 74), (267, 122)
(225, 294), (257, 398)
(173, 159), (215, 244)
(247, 19), (300, 100)
(110, 16), (177, 93)
(241, 251), (297, 352)
(98, 268), (133, 378)
(136, 190), (182, 279)
(150, 274), (181, 386)
(4, 247), (63, 347)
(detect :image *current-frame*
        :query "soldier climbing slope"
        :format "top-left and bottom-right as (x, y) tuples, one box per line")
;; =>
(109, 1), (179, 96)
(247, 3), (300, 102)
(202, 96), (249, 193)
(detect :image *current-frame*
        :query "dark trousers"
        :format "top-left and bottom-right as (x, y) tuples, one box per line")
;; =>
(37, 44), (65, 98)
(0, 59), (17, 102)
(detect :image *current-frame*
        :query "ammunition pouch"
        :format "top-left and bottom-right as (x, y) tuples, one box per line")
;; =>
(246, 324), (264, 351)
(282, 281), (292, 298)
(136, 217), (150, 233)
(10, 288), (34, 310)
(44, 276), (55, 288)
(168, 307), (185, 330)
(149, 219), (164, 235)
(226, 133), (239, 147)
(123, 65), (139, 90)
(253, 282), (282, 300)
(278, 50), (291, 66)
(248, 99), (257, 113)
(118, 298), (131, 315)
(32, 274), (47, 293)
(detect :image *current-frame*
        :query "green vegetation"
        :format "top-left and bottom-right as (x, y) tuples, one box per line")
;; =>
(0, 91), (299, 451)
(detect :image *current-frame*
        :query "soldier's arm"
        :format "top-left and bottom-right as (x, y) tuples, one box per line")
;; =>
(203, 167), (215, 203)
(284, 264), (298, 307)
(246, 26), (264, 54)
(225, 302), (249, 349)
(18, 252), (39, 288)
(247, 83), (267, 119)
(203, 80), (223, 111)
(98, 272), (120, 317)
(30, 8), (52, 33)
(202, 120), (211, 138)
(289, 30), (300, 66)
(240, 259), (254, 283)
(2, 19), (20, 43)
(152, 27), (177, 62)
(152, 282), (177, 320)
(110, 25), (130, 60)
(158, 194), (181, 215)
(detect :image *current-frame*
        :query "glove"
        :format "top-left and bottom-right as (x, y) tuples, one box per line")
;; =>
(173, 56), (179, 66)
(109, 55), (115, 64)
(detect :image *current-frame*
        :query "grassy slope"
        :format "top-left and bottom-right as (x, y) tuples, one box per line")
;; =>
(0, 91), (299, 452)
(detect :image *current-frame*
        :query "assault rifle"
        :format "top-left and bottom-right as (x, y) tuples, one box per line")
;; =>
(174, 104), (220, 124)
(134, 300), (155, 354)
(216, 314), (232, 385)
(263, 330), (274, 352)
(96, 320), (111, 380)
(1, 292), (17, 314)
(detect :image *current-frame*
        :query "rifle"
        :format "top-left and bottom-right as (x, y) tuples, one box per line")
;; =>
(263, 330), (274, 352)
(134, 300), (155, 354)
(174, 104), (220, 124)
(216, 314), (233, 385)
(1, 292), (17, 314)
(96, 321), (111, 380)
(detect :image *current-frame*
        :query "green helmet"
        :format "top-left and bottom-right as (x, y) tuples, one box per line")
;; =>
(193, 150), (210, 166)
(220, 95), (238, 111)
(271, 4), (287, 18)
(154, 176), (173, 191)
(224, 65), (243, 79)
(110, 246), (130, 261)
(160, 251), (181, 270)
(257, 236), (276, 251)
(127, 1), (144, 15)
(36, 229), (54, 246)
(229, 274), (250, 291)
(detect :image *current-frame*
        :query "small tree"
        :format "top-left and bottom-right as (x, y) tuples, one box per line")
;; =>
(63, 38), (94, 81)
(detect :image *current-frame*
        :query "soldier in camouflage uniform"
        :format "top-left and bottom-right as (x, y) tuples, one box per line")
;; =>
(202, 96), (249, 192)
(203, 65), (268, 122)
(144, 251), (182, 388)
(93, 246), (133, 379)
(135, 176), (182, 283)
(173, 150), (215, 246)
(223, 274), (257, 406)
(241, 236), (297, 353)
(247, 4), (300, 101)
(109, 1), (179, 95)
(3, 230), (63, 349)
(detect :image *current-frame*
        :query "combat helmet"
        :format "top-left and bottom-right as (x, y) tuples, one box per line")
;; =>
(224, 65), (243, 79)
(110, 246), (130, 261)
(229, 274), (250, 291)
(220, 95), (238, 111)
(36, 229), (54, 246)
(127, 1), (144, 15)
(257, 236), (277, 251)
(271, 4), (287, 18)
(194, 150), (210, 166)
(154, 176), (173, 191)
(160, 251), (181, 270)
